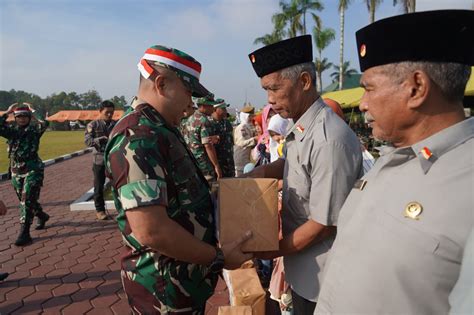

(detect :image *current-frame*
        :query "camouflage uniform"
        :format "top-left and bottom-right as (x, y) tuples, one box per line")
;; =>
(105, 102), (217, 314)
(212, 119), (234, 178)
(0, 112), (49, 224)
(182, 110), (216, 182)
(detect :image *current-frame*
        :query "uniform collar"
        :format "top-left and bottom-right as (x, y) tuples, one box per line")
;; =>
(131, 97), (147, 109)
(385, 118), (474, 174)
(409, 118), (474, 173)
(287, 97), (325, 141)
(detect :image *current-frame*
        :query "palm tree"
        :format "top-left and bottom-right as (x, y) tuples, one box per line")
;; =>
(272, 1), (303, 38)
(294, 0), (323, 35)
(366, 0), (383, 23)
(330, 61), (357, 89)
(315, 58), (333, 93)
(313, 17), (335, 93)
(254, 28), (286, 46)
(338, 0), (352, 90)
(393, 0), (416, 13)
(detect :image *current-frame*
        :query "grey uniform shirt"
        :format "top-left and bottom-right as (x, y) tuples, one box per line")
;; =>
(315, 118), (474, 315)
(449, 227), (474, 315)
(85, 119), (116, 165)
(282, 98), (362, 301)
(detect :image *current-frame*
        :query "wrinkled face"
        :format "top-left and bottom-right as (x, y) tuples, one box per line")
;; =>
(261, 71), (302, 119)
(359, 65), (410, 144)
(100, 107), (114, 122)
(15, 115), (31, 127)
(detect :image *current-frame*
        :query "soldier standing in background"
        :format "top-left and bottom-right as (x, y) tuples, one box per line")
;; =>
(85, 100), (116, 220)
(211, 98), (235, 177)
(0, 103), (50, 246)
(179, 100), (196, 138)
(183, 95), (222, 184)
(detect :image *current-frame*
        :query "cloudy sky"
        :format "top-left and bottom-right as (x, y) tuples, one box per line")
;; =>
(1, 0), (472, 110)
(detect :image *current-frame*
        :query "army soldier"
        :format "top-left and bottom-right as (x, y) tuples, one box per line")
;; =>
(246, 35), (362, 313)
(104, 44), (252, 314)
(183, 95), (222, 183)
(179, 100), (196, 137)
(0, 103), (50, 246)
(85, 100), (116, 220)
(315, 10), (474, 314)
(211, 98), (235, 178)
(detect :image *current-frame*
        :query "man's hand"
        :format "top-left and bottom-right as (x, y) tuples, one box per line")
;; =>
(6, 103), (18, 114)
(23, 102), (34, 111)
(221, 230), (253, 270)
(215, 166), (223, 179)
(254, 250), (281, 260)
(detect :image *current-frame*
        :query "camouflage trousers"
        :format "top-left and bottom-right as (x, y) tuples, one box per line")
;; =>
(11, 169), (45, 225)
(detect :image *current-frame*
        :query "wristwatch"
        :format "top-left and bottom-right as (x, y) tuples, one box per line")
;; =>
(208, 247), (225, 273)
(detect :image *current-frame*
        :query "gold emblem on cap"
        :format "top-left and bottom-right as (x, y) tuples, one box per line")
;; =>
(251, 54), (256, 63)
(360, 44), (366, 57)
(404, 202), (423, 220)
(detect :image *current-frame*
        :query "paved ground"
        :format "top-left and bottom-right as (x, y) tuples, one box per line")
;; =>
(0, 153), (228, 314)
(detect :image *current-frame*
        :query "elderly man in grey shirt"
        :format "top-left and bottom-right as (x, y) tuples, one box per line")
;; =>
(315, 10), (474, 314)
(246, 35), (362, 313)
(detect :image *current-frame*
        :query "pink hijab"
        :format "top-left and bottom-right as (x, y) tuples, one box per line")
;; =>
(258, 104), (274, 148)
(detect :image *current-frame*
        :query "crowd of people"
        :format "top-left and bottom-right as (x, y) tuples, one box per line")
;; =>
(1, 9), (473, 315)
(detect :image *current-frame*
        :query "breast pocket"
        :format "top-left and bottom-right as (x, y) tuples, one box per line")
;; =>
(375, 210), (439, 254)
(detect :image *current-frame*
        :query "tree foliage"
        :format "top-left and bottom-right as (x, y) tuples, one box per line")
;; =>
(0, 89), (127, 114)
(330, 61), (358, 86)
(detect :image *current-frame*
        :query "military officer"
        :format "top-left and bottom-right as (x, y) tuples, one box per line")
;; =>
(84, 100), (116, 220)
(246, 35), (363, 313)
(104, 44), (252, 314)
(314, 10), (474, 314)
(211, 98), (235, 178)
(183, 94), (222, 183)
(0, 103), (50, 246)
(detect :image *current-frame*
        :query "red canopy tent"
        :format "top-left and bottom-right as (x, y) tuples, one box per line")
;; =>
(0, 110), (124, 123)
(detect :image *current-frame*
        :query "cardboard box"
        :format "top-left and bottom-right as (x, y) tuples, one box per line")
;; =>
(223, 268), (266, 315)
(219, 178), (279, 252)
(218, 306), (252, 315)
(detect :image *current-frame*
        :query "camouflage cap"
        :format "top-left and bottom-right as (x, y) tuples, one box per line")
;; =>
(138, 45), (211, 98)
(241, 105), (255, 114)
(213, 98), (229, 109)
(193, 94), (216, 106)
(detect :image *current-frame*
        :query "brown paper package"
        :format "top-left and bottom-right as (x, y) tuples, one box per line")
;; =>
(218, 178), (279, 252)
(218, 306), (252, 315)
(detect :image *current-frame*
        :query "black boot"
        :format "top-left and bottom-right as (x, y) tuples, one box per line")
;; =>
(14, 223), (32, 246)
(35, 212), (50, 230)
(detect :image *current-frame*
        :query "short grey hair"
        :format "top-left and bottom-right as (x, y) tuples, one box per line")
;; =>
(279, 62), (317, 87)
(382, 62), (471, 102)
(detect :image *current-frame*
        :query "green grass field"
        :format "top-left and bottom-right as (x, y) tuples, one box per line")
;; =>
(0, 130), (87, 173)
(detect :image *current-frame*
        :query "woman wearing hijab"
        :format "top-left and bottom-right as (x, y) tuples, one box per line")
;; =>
(267, 114), (289, 163)
(252, 104), (276, 165)
(233, 107), (258, 176)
